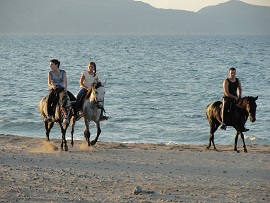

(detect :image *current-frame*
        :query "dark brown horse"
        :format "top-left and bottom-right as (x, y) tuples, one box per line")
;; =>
(38, 88), (77, 151)
(206, 96), (258, 152)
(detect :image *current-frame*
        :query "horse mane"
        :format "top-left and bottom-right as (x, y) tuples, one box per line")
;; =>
(58, 91), (71, 108)
(84, 88), (93, 100)
(84, 82), (102, 100)
(95, 81), (102, 89)
(236, 96), (249, 109)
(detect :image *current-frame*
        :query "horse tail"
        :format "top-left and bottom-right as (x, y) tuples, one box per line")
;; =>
(205, 103), (212, 121)
(206, 101), (222, 122)
(38, 96), (48, 117)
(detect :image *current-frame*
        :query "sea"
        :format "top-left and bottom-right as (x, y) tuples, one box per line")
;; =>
(0, 34), (269, 146)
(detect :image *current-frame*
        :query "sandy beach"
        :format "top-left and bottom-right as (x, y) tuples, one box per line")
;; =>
(0, 134), (269, 203)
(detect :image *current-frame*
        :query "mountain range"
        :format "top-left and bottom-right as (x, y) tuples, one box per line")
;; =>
(0, 0), (269, 34)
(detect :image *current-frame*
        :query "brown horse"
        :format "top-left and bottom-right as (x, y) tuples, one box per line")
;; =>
(206, 96), (258, 152)
(38, 88), (77, 151)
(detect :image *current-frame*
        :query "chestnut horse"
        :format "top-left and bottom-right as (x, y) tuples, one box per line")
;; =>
(206, 96), (258, 152)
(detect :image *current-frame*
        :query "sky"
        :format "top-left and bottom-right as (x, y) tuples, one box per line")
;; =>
(136, 0), (270, 12)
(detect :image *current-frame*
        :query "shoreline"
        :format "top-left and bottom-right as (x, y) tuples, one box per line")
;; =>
(0, 134), (269, 202)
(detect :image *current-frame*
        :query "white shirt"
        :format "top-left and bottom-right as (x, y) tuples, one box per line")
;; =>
(82, 71), (98, 87)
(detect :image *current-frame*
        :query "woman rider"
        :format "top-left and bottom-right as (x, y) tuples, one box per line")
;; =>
(45, 59), (77, 122)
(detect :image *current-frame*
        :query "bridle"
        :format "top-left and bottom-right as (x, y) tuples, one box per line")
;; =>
(91, 84), (105, 109)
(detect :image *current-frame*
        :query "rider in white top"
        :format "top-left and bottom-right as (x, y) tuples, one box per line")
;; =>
(76, 62), (108, 121)
(76, 62), (99, 108)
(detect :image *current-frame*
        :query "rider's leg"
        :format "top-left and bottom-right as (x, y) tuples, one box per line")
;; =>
(76, 88), (87, 110)
(220, 97), (230, 130)
(45, 89), (55, 122)
(74, 88), (87, 120)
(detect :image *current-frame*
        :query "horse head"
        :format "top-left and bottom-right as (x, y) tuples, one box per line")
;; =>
(58, 90), (72, 125)
(236, 96), (258, 123)
(246, 96), (258, 122)
(90, 81), (106, 109)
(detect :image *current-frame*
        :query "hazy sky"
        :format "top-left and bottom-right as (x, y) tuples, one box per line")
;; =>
(137, 0), (270, 11)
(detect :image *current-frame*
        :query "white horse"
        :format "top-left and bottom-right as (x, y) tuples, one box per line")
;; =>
(82, 81), (106, 146)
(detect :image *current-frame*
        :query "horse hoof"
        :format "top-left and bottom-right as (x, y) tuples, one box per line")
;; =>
(244, 149), (248, 153)
(90, 140), (96, 146)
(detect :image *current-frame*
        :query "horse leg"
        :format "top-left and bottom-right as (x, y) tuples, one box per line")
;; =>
(44, 121), (54, 142)
(90, 122), (101, 146)
(207, 122), (219, 151)
(59, 124), (68, 151)
(234, 131), (240, 152)
(70, 118), (75, 147)
(84, 121), (91, 146)
(240, 132), (247, 153)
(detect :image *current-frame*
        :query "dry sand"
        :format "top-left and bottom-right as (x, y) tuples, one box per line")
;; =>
(0, 134), (269, 203)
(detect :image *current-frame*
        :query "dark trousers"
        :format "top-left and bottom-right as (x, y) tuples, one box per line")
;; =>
(47, 89), (57, 116)
(221, 97), (234, 124)
(76, 88), (87, 110)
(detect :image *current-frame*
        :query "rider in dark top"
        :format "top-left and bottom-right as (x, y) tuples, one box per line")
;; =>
(220, 67), (248, 131)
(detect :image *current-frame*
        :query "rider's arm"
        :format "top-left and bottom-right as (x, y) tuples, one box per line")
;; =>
(223, 79), (238, 100)
(48, 72), (55, 89)
(79, 73), (87, 89)
(63, 71), (67, 92)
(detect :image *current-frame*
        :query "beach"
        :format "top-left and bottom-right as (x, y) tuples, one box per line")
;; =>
(0, 134), (269, 203)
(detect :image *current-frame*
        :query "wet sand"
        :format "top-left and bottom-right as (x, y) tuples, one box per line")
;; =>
(0, 134), (269, 202)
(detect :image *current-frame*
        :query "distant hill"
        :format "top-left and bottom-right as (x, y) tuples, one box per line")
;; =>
(0, 0), (269, 34)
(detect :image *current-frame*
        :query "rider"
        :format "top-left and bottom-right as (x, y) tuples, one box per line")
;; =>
(220, 67), (248, 131)
(76, 61), (108, 121)
(45, 59), (76, 122)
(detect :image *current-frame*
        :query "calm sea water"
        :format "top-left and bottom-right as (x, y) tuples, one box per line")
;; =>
(0, 34), (269, 146)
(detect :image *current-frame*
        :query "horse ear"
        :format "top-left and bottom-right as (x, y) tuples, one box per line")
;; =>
(255, 96), (258, 100)
(102, 79), (107, 86)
